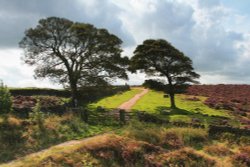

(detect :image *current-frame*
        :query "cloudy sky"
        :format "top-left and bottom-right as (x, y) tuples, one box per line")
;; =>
(0, 0), (250, 88)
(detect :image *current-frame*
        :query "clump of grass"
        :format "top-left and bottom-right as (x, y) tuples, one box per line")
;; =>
(239, 136), (250, 145)
(145, 147), (216, 167)
(161, 131), (184, 150)
(0, 115), (24, 162)
(164, 127), (208, 147)
(124, 120), (164, 145)
(6, 115), (22, 127)
(204, 144), (232, 156)
(229, 146), (250, 167)
(42, 152), (101, 167)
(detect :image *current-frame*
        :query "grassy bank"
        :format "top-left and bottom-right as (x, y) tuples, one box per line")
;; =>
(88, 88), (142, 109)
(2, 121), (249, 167)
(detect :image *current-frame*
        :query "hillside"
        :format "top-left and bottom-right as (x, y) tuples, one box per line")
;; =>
(0, 86), (250, 167)
(1, 124), (249, 167)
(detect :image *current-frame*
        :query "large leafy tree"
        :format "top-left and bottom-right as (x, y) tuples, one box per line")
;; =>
(130, 39), (200, 108)
(20, 17), (129, 106)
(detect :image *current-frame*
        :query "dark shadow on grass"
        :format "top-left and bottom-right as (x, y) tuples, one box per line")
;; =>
(155, 106), (193, 115)
(154, 106), (231, 126)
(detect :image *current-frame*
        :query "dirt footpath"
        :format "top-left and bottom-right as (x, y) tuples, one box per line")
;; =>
(118, 88), (149, 111)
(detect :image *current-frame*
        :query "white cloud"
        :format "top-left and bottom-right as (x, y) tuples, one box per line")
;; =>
(1, 0), (250, 87)
(0, 49), (60, 88)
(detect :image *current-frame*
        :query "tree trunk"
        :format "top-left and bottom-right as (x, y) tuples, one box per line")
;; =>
(167, 77), (176, 109)
(70, 81), (78, 107)
(169, 92), (176, 109)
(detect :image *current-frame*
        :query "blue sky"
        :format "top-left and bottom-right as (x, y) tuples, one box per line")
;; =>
(0, 0), (250, 88)
(222, 0), (250, 14)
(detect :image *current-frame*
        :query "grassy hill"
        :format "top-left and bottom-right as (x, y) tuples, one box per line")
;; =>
(1, 122), (249, 167)
(0, 87), (249, 166)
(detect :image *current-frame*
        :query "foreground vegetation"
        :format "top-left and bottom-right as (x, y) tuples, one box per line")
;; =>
(0, 85), (249, 166)
(0, 111), (120, 163)
(0, 84), (130, 164)
(1, 121), (249, 167)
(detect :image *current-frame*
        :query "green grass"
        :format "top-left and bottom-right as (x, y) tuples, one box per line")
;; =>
(132, 90), (229, 117)
(88, 88), (142, 109)
(131, 90), (231, 124)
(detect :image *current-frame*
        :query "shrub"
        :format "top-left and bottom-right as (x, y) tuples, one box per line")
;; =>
(232, 153), (250, 167)
(0, 81), (12, 114)
(164, 127), (208, 147)
(219, 132), (236, 143)
(124, 120), (163, 145)
(0, 115), (23, 146)
(231, 146), (250, 167)
(239, 136), (250, 145)
(145, 147), (216, 167)
(161, 132), (184, 149)
(204, 144), (232, 156)
(29, 101), (45, 132)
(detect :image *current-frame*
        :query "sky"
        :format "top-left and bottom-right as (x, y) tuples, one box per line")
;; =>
(0, 0), (250, 88)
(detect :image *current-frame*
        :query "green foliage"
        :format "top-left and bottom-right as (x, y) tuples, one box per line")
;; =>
(130, 39), (199, 108)
(143, 79), (188, 93)
(0, 81), (12, 114)
(29, 101), (45, 132)
(20, 17), (129, 106)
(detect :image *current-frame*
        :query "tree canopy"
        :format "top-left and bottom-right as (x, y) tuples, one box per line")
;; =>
(20, 17), (129, 106)
(130, 39), (200, 108)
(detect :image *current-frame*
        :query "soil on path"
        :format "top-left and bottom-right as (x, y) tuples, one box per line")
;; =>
(118, 88), (149, 111)
(0, 132), (113, 167)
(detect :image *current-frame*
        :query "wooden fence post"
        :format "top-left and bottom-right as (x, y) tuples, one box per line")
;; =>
(119, 109), (126, 124)
(81, 108), (88, 123)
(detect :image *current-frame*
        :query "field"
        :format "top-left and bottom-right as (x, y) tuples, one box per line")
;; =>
(0, 86), (250, 167)
(132, 90), (233, 125)
(88, 88), (142, 109)
(186, 85), (250, 128)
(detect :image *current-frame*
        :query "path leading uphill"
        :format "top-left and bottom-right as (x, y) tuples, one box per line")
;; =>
(118, 88), (149, 111)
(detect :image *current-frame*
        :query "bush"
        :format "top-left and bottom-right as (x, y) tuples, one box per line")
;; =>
(161, 132), (184, 149)
(29, 101), (46, 132)
(232, 153), (250, 167)
(204, 144), (232, 156)
(219, 132), (236, 143)
(0, 115), (23, 146)
(124, 120), (163, 145)
(0, 115), (24, 163)
(239, 136), (250, 145)
(145, 148), (216, 167)
(0, 81), (12, 114)
(164, 127), (208, 147)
